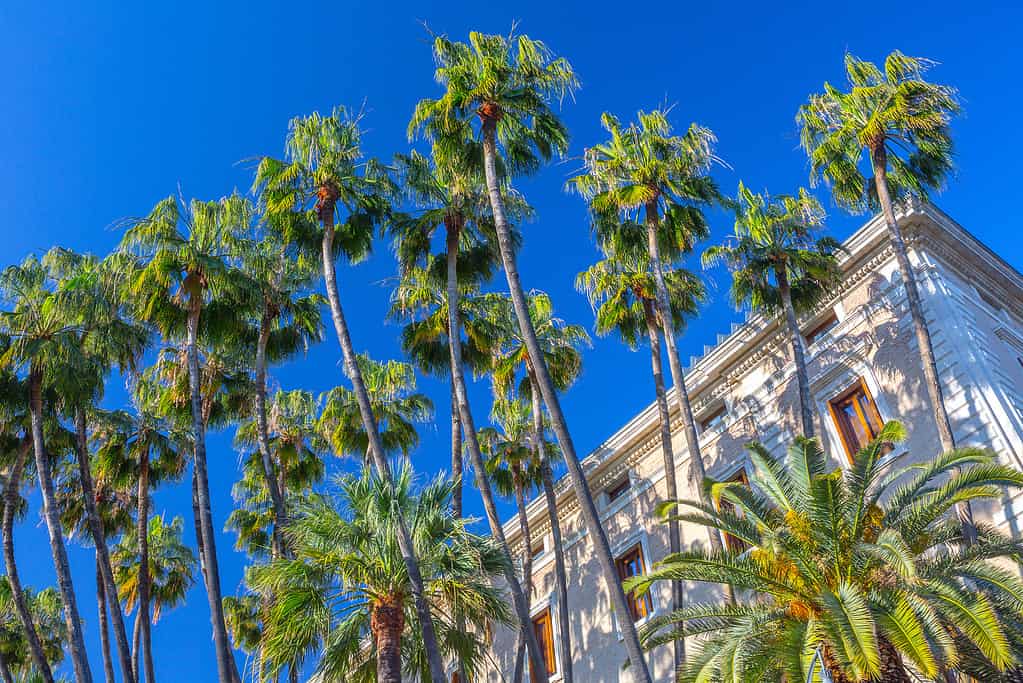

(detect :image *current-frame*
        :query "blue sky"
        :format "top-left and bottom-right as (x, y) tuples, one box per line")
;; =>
(2, 1), (1021, 679)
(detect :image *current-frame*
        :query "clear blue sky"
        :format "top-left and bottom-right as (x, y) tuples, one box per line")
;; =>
(2, 1), (1021, 679)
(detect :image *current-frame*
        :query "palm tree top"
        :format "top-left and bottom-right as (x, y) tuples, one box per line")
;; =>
(409, 30), (578, 174)
(797, 50), (960, 211)
(703, 181), (842, 313)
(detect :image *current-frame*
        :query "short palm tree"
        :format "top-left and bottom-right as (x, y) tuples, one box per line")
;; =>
(254, 108), (449, 682)
(480, 397), (543, 683)
(0, 255), (94, 683)
(236, 212), (325, 556)
(703, 182), (842, 439)
(486, 289), (589, 683)
(250, 465), (514, 683)
(0, 578), (67, 683)
(628, 422), (1023, 682)
(92, 394), (187, 683)
(577, 228), (706, 650)
(797, 52), (960, 456)
(118, 193), (252, 683)
(111, 515), (196, 680)
(410, 32), (618, 679)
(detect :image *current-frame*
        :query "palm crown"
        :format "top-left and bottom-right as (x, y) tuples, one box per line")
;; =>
(704, 182), (843, 314)
(628, 423), (1023, 682)
(797, 51), (960, 210)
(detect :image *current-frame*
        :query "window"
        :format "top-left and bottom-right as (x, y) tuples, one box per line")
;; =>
(451, 673), (461, 683)
(699, 405), (727, 433)
(717, 468), (751, 553)
(804, 311), (838, 346)
(615, 544), (652, 622)
(828, 378), (884, 460)
(531, 538), (546, 561)
(530, 608), (557, 679)
(606, 476), (632, 503)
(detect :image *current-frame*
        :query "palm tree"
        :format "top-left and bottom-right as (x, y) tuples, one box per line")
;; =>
(410, 31), (663, 680)
(0, 364), (55, 683)
(480, 397), (543, 683)
(486, 290), (589, 683)
(47, 248), (148, 683)
(118, 193), (252, 683)
(250, 465), (514, 683)
(628, 423), (1023, 682)
(0, 255), (94, 683)
(797, 53), (960, 452)
(92, 395), (187, 683)
(111, 515), (197, 680)
(236, 211), (325, 557)
(388, 135), (553, 676)
(254, 108), (449, 682)
(703, 183), (842, 438)
(571, 112), (724, 585)
(577, 230), (706, 657)
(0, 578), (68, 683)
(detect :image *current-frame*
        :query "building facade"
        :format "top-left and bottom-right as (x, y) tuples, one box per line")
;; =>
(480, 201), (1023, 682)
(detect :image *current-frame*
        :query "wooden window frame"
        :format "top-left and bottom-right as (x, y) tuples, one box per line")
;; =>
(828, 377), (884, 461)
(530, 607), (557, 678)
(717, 468), (751, 553)
(530, 537), (547, 561)
(606, 476), (632, 504)
(615, 543), (652, 622)
(699, 405), (727, 434)
(804, 311), (838, 347)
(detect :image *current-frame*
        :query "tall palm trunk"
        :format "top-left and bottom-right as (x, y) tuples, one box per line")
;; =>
(97, 557), (115, 683)
(191, 466), (207, 579)
(74, 411), (137, 683)
(185, 303), (241, 683)
(317, 189), (447, 683)
(776, 269), (815, 438)
(443, 216), (550, 679)
(530, 372), (574, 683)
(371, 598), (404, 683)
(0, 654), (13, 683)
(644, 201), (723, 557)
(131, 613), (141, 683)
(254, 313), (288, 558)
(136, 445), (155, 683)
(2, 441), (54, 683)
(450, 384), (463, 518)
(869, 145), (976, 543)
(511, 474), (533, 683)
(641, 301), (686, 670)
(29, 368), (93, 683)
(481, 116), (652, 682)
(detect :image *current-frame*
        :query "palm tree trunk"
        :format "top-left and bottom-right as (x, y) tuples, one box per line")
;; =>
(2, 440), (55, 683)
(776, 269), (815, 438)
(74, 410), (137, 683)
(443, 216), (550, 680)
(254, 314), (288, 558)
(819, 643), (854, 683)
(512, 476), (533, 683)
(318, 194), (447, 683)
(531, 373), (574, 683)
(644, 201), (723, 556)
(29, 368), (93, 683)
(191, 466), (207, 580)
(0, 654), (13, 683)
(136, 446), (156, 683)
(132, 612), (141, 683)
(869, 145), (975, 544)
(371, 598), (404, 683)
(642, 301), (686, 670)
(97, 557), (116, 683)
(450, 383), (463, 518)
(481, 117), (652, 682)
(185, 303), (241, 683)
(877, 637), (912, 683)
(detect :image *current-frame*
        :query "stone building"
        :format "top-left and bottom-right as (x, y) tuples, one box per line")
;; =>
(479, 200), (1023, 682)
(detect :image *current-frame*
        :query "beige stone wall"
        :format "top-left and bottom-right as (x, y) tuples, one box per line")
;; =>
(478, 205), (1023, 682)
